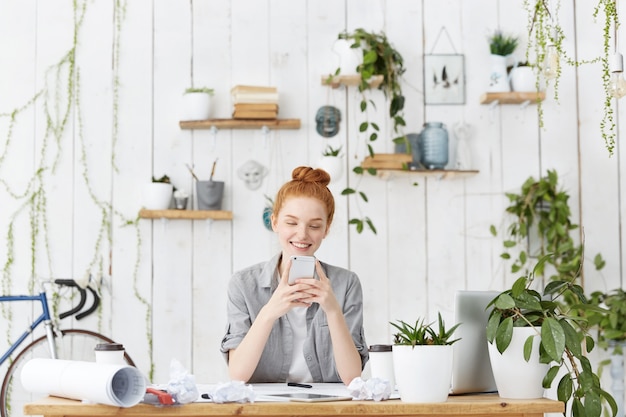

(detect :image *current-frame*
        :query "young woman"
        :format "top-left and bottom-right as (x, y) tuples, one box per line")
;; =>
(220, 166), (368, 384)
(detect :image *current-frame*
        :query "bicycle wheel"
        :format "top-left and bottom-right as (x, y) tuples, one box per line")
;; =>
(1, 329), (135, 417)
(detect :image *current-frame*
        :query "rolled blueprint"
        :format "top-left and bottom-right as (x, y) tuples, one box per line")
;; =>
(21, 358), (146, 407)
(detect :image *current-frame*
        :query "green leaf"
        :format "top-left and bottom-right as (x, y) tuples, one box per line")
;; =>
(571, 398), (584, 417)
(495, 293), (516, 309)
(365, 218), (377, 234)
(541, 317), (566, 362)
(495, 317), (513, 353)
(489, 225), (497, 236)
(341, 188), (356, 196)
(363, 49), (377, 64)
(583, 390), (602, 417)
(359, 191), (368, 202)
(543, 365), (560, 388)
(511, 277), (527, 297)
(557, 373), (573, 404)
(360, 100), (367, 111)
(600, 389), (618, 417)
(486, 311), (502, 343)
(359, 122), (368, 132)
(523, 334), (534, 361)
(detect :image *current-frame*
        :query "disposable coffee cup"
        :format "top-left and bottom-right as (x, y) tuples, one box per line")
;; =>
(196, 180), (224, 210)
(95, 343), (125, 365)
(368, 344), (395, 389)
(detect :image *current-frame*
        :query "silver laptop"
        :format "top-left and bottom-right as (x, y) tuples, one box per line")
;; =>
(449, 290), (499, 395)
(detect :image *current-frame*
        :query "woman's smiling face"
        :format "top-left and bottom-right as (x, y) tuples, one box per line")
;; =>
(271, 196), (329, 258)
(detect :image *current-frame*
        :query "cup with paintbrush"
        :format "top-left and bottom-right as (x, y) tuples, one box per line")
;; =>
(195, 159), (224, 210)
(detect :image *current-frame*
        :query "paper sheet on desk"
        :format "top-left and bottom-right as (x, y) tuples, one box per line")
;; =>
(195, 383), (357, 402)
(21, 358), (147, 407)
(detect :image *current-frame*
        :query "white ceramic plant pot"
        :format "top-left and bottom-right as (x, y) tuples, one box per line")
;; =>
(181, 92), (212, 121)
(392, 345), (453, 403)
(510, 66), (537, 92)
(488, 327), (549, 399)
(332, 38), (362, 75)
(142, 183), (173, 210)
(487, 54), (511, 93)
(316, 156), (343, 182)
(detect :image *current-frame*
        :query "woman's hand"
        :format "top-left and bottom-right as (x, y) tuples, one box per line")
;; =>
(291, 261), (341, 314)
(262, 257), (315, 319)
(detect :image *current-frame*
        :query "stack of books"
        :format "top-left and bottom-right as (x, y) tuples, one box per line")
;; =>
(231, 85), (279, 119)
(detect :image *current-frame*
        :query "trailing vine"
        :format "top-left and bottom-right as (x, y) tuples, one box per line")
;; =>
(0, 0), (153, 380)
(524, 0), (620, 155)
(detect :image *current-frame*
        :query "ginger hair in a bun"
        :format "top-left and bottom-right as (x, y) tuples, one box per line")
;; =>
(273, 166), (335, 227)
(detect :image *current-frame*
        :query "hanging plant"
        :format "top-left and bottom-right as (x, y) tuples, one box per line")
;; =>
(334, 28), (407, 234)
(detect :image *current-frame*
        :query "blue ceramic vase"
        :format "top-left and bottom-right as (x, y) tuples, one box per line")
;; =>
(419, 122), (449, 169)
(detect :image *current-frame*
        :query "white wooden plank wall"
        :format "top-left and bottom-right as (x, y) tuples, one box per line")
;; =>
(0, 0), (624, 386)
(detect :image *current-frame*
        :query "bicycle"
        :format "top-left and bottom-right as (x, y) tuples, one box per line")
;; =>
(0, 278), (135, 417)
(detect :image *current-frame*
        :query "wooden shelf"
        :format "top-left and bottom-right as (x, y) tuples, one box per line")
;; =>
(321, 74), (384, 89)
(179, 118), (300, 130)
(372, 168), (479, 180)
(479, 91), (545, 105)
(139, 208), (232, 220)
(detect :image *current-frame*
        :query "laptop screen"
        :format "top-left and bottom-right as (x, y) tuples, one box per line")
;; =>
(449, 290), (499, 395)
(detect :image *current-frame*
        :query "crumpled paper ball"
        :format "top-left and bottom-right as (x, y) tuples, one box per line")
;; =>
(209, 381), (256, 403)
(348, 377), (392, 401)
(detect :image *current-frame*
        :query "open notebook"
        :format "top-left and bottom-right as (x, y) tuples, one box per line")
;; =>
(449, 290), (499, 395)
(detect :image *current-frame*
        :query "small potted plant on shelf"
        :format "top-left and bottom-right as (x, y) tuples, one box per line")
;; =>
(487, 30), (519, 93)
(181, 86), (214, 121)
(486, 255), (617, 417)
(316, 145), (343, 182)
(142, 175), (174, 210)
(509, 61), (539, 92)
(390, 313), (461, 403)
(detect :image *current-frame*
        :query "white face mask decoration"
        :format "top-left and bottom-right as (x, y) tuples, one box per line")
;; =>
(237, 160), (269, 191)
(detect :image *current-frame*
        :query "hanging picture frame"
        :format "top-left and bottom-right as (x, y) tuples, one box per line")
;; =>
(423, 54), (466, 105)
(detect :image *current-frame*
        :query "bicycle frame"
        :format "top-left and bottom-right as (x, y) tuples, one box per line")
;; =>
(0, 292), (57, 366)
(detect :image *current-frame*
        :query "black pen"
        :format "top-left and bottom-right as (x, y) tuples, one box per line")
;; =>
(288, 382), (312, 388)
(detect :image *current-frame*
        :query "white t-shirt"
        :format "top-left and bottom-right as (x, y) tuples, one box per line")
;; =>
(286, 306), (313, 382)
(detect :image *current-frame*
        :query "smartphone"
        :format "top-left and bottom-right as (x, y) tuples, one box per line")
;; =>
(288, 255), (316, 284)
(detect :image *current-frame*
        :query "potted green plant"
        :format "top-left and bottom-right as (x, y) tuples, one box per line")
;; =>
(334, 28), (407, 235)
(181, 86), (214, 121)
(390, 313), (461, 403)
(486, 255), (617, 416)
(487, 30), (519, 93)
(490, 169), (605, 298)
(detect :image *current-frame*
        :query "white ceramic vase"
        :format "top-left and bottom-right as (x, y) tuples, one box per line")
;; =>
(142, 183), (173, 210)
(316, 156), (343, 182)
(392, 345), (453, 403)
(488, 327), (549, 399)
(181, 92), (212, 121)
(510, 66), (536, 92)
(487, 54), (511, 93)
